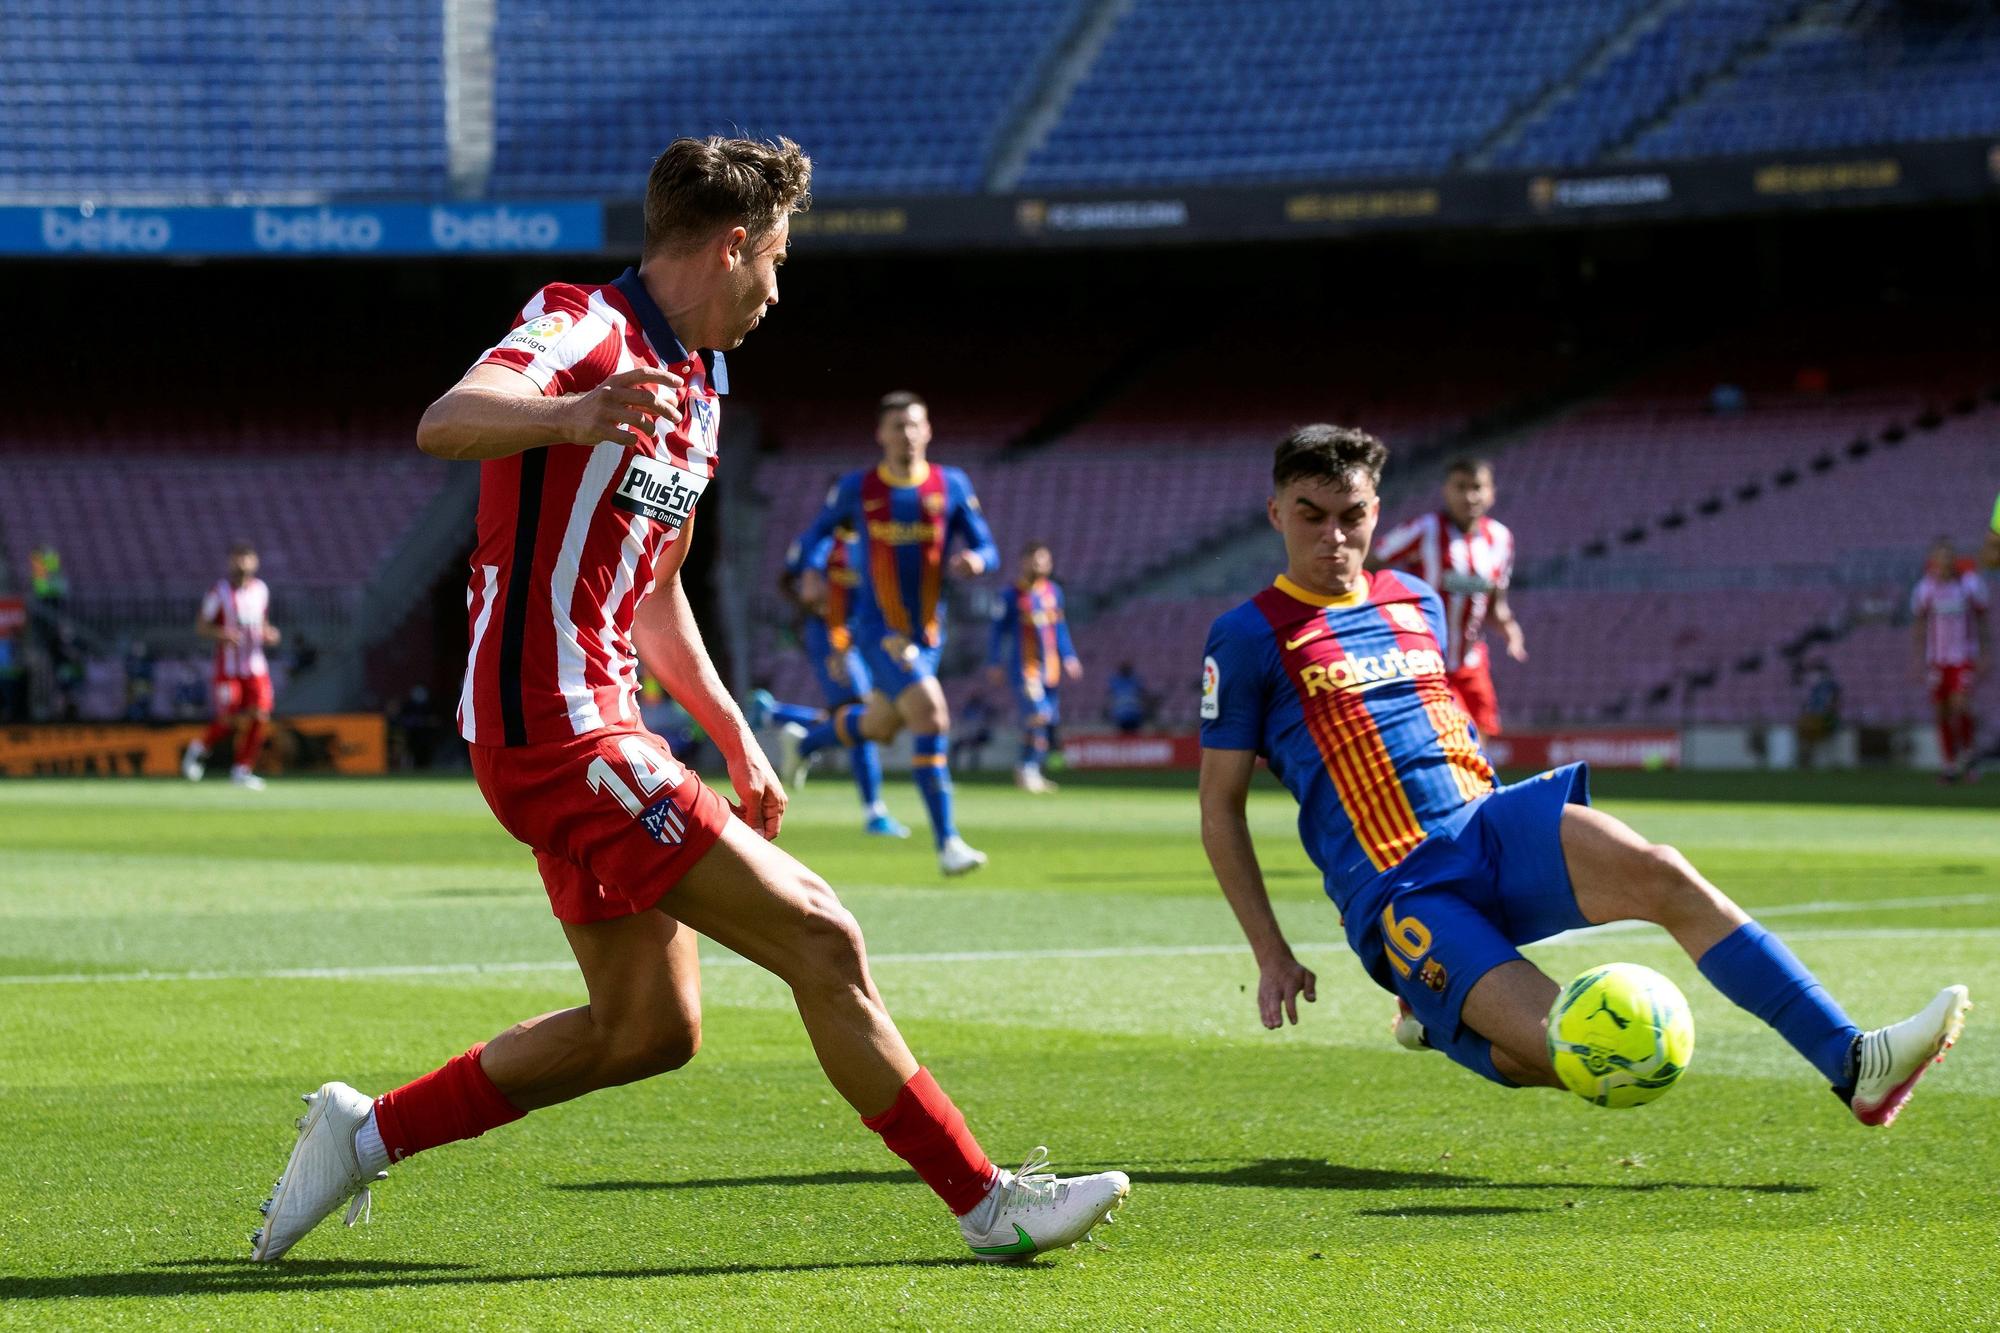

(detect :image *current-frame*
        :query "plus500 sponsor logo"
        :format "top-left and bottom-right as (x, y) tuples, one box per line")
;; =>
(430, 206), (565, 251)
(40, 208), (173, 252)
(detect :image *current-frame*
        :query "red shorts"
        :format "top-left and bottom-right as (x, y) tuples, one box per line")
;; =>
(213, 673), (274, 716)
(1930, 664), (1976, 705)
(1447, 659), (1502, 738)
(469, 724), (732, 924)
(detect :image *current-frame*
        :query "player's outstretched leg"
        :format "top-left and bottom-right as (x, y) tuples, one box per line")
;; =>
(231, 715), (269, 790)
(1559, 804), (1970, 1124)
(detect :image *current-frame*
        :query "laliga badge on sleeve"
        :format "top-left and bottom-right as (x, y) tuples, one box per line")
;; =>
(1200, 655), (1220, 720)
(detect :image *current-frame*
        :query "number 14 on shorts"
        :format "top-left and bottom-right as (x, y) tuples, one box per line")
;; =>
(586, 735), (688, 845)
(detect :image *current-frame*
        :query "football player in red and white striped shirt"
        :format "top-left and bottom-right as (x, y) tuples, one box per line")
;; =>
(1911, 538), (1989, 781)
(180, 541), (281, 789)
(248, 137), (1127, 1266)
(1371, 457), (1526, 737)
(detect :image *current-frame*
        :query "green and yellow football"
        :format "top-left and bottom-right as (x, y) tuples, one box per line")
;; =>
(1547, 963), (1694, 1109)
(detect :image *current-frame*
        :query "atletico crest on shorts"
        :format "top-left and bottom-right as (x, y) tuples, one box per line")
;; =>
(641, 796), (687, 846)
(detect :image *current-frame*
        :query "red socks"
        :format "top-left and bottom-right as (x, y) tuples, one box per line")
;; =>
(234, 718), (268, 770)
(861, 1068), (998, 1215)
(372, 1043), (525, 1163)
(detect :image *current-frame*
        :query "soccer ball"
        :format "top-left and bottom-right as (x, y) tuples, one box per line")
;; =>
(1546, 963), (1694, 1109)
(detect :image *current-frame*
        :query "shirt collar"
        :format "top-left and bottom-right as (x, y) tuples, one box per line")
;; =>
(877, 460), (931, 488)
(612, 267), (728, 394)
(1273, 572), (1368, 609)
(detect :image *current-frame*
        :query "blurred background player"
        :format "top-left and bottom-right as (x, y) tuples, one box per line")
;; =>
(1371, 456), (1525, 737)
(181, 541), (280, 789)
(988, 540), (1080, 794)
(1911, 538), (1988, 782)
(756, 520), (910, 837)
(787, 391), (998, 875)
(1103, 662), (1155, 736)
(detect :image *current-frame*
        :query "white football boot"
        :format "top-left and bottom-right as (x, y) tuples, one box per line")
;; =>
(938, 834), (988, 877)
(776, 722), (810, 791)
(1391, 998), (1431, 1053)
(180, 741), (207, 782)
(959, 1148), (1130, 1263)
(230, 765), (266, 791)
(1850, 985), (1971, 1127)
(251, 1081), (385, 1261)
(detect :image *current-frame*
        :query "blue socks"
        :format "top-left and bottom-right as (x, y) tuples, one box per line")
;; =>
(851, 739), (883, 810)
(1697, 921), (1861, 1087)
(767, 698), (822, 728)
(800, 703), (865, 758)
(910, 732), (955, 847)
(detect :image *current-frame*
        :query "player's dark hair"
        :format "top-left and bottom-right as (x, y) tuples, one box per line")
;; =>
(878, 390), (926, 421)
(1272, 425), (1388, 493)
(1022, 540), (1051, 556)
(228, 540), (256, 557)
(642, 136), (812, 257)
(1445, 455), (1493, 479)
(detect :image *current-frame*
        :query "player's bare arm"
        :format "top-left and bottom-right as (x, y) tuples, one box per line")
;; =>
(1199, 745), (1316, 1028)
(632, 529), (786, 841)
(195, 617), (242, 646)
(1492, 586), (1527, 662)
(416, 363), (685, 462)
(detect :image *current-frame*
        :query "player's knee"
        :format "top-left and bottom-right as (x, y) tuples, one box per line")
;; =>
(1632, 841), (1703, 915)
(790, 876), (869, 987)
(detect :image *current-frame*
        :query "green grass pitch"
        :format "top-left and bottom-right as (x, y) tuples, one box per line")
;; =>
(3, 769), (1997, 1329)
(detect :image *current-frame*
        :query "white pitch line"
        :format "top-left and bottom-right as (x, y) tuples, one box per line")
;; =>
(6, 914), (2000, 988)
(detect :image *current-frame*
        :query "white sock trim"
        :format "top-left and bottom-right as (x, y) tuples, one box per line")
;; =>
(354, 1108), (391, 1176)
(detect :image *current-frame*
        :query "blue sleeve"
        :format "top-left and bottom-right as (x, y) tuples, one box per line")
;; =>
(1054, 585), (1077, 662)
(785, 474), (855, 575)
(988, 591), (1015, 667)
(1199, 606), (1272, 752)
(1418, 584), (1449, 647)
(946, 469), (1000, 572)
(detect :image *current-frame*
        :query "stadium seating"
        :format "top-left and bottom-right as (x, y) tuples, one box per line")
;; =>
(1021, 0), (1649, 187)
(1492, 1), (1791, 169)
(0, 0), (446, 199)
(488, 0), (1090, 196)
(1631, 10), (2000, 160)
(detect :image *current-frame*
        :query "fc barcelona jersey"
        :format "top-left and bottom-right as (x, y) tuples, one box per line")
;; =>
(1200, 570), (1496, 909)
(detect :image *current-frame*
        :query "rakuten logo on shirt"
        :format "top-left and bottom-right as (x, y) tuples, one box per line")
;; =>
(430, 206), (564, 251)
(40, 209), (172, 252)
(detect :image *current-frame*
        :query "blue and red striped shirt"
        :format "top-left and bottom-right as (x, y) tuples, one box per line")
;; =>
(790, 461), (997, 649)
(1201, 570), (1495, 909)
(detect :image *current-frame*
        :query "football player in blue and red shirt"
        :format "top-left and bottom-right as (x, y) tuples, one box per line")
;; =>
(787, 391), (998, 875)
(988, 541), (1080, 793)
(756, 520), (911, 837)
(1199, 424), (1968, 1126)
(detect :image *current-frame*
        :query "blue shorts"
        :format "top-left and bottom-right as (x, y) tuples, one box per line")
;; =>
(1014, 675), (1059, 727)
(1347, 763), (1593, 1082)
(802, 619), (869, 708)
(857, 627), (941, 700)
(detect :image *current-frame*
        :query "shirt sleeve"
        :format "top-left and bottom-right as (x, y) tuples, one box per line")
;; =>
(946, 469), (1000, 572)
(1494, 521), (1515, 590)
(1419, 584), (1450, 646)
(199, 586), (222, 623)
(987, 593), (1014, 667)
(1054, 585), (1078, 662)
(1199, 608), (1271, 752)
(1969, 575), (1990, 613)
(1373, 516), (1424, 568)
(786, 477), (855, 576)
(473, 284), (621, 397)
(1911, 581), (1930, 617)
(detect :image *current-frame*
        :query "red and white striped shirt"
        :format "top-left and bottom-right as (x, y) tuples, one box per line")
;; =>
(456, 269), (726, 747)
(201, 577), (270, 678)
(1373, 511), (1515, 671)
(1911, 570), (1987, 668)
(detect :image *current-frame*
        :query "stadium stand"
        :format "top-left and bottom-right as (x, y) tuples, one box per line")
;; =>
(489, 0), (1090, 196)
(1630, 6), (2000, 160)
(1020, 0), (1650, 187)
(0, 0), (446, 201)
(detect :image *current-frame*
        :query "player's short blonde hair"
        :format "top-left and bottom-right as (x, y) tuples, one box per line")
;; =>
(643, 136), (812, 256)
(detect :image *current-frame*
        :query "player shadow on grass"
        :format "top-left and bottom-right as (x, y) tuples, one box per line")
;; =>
(557, 1159), (1815, 1197)
(0, 1255), (990, 1300)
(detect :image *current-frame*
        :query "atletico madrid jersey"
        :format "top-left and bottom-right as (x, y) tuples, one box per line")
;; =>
(1200, 570), (1496, 911)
